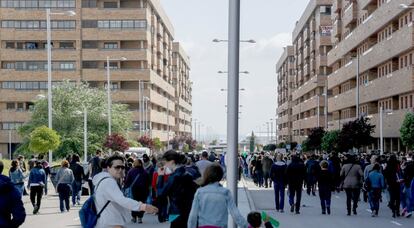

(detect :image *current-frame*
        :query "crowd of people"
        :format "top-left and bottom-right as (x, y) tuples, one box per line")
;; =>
(0, 149), (413, 228)
(243, 151), (414, 218)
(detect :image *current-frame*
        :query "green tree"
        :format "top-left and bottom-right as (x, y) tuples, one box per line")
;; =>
(182, 143), (190, 153)
(337, 117), (375, 152)
(103, 133), (129, 152)
(153, 137), (163, 151)
(321, 130), (340, 152)
(306, 127), (326, 151)
(29, 126), (61, 155)
(400, 112), (414, 150)
(17, 81), (132, 158)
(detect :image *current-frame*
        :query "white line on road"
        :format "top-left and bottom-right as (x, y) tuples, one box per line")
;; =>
(390, 221), (402, 226)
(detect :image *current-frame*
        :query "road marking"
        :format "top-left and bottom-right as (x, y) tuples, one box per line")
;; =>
(390, 221), (402, 226)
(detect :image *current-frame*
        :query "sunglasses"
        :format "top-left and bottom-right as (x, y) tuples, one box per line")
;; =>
(113, 165), (125, 170)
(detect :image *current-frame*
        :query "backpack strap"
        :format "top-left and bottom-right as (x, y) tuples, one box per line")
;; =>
(94, 177), (111, 217)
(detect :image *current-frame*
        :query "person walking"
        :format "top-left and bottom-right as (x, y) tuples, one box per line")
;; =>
(152, 160), (170, 223)
(93, 154), (158, 228)
(196, 151), (212, 178)
(69, 154), (84, 206)
(340, 154), (363, 216)
(37, 154), (50, 195)
(366, 163), (386, 217)
(270, 153), (287, 212)
(255, 155), (264, 187)
(0, 160), (26, 227)
(305, 154), (320, 196)
(317, 160), (334, 215)
(286, 154), (306, 214)
(157, 150), (199, 228)
(384, 155), (403, 218)
(402, 153), (414, 217)
(55, 160), (74, 213)
(9, 160), (25, 197)
(88, 149), (102, 195)
(187, 163), (248, 228)
(124, 159), (150, 224)
(262, 153), (273, 188)
(28, 161), (46, 214)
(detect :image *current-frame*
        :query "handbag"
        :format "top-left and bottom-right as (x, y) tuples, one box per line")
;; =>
(340, 164), (354, 190)
(123, 173), (140, 198)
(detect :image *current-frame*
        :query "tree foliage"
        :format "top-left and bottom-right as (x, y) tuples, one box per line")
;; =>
(17, 81), (132, 158)
(321, 130), (340, 153)
(182, 143), (190, 153)
(153, 137), (163, 151)
(263, 144), (276, 151)
(169, 135), (196, 150)
(138, 135), (154, 149)
(337, 117), (375, 152)
(29, 126), (61, 154)
(400, 112), (414, 150)
(103, 133), (129, 152)
(305, 127), (326, 151)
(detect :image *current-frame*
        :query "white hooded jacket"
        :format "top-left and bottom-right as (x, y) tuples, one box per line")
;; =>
(93, 171), (142, 227)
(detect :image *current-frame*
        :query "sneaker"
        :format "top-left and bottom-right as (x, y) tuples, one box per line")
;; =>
(406, 212), (412, 218)
(353, 208), (357, 215)
(327, 207), (331, 215)
(280, 210), (284, 213)
(371, 210), (376, 217)
(33, 206), (39, 214)
(290, 205), (294, 213)
(295, 211), (300, 214)
(138, 218), (143, 224)
(322, 211), (326, 215)
(131, 217), (137, 223)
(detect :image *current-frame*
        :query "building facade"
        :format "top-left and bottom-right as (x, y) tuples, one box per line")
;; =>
(0, 0), (192, 157)
(278, 0), (333, 144)
(276, 46), (294, 143)
(327, 0), (414, 152)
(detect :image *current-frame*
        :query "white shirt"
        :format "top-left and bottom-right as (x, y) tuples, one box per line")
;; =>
(93, 172), (142, 227)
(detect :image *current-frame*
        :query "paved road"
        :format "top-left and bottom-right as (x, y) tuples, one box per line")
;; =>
(244, 180), (414, 228)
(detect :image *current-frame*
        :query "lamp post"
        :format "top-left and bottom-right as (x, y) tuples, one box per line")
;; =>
(166, 98), (170, 148)
(379, 107), (393, 155)
(46, 9), (76, 163)
(355, 54), (360, 118)
(8, 130), (11, 160)
(218, 70), (250, 74)
(75, 107), (88, 163)
(143, 96), (150, 136)
(106, 56), (127, 137)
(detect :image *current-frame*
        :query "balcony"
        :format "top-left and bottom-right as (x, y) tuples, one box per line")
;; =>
(360, 0), (377, 10)
(278, 127), (291, 137)
(0, 111), (31, 122)
(359, 25), (414, 73)
(0, 48), (77, 61)
(303, 64), (310, 76)
(0, 89), (45, 102)
(81, 8), (146, 20)
(360, 66), (414, 104)
(333, 19), (342, 38)
(297, 53), (303, 66)
(303, 28), (310, 41)
(149, 71), (175, 97)
(292, 74), (325, 101)
(343, 2), (357, 28)
(327, 60), (356, 89)
(328, 89), (356, 112)
(316, 34), (331, 47)
(292, 115), (319, 130)
(0, 70), (77, 81)
(82, 49), (150, 61)
(369, 109), (409, 138)
(1, 29), (79, 41)
(149, 109), (174, 126)
(304, 45), (310, 57)
(277, 101), (290, 114)
(277, 114), (290, 125)
(82, 28), (150, 41)
(293, 96), (325, 115)
(316, 55), (328, 67)
(82, 68), (150, 82)
(112, 89), (149, 103)
(328, 0), (414, 65)
(178, 98), (192, 112)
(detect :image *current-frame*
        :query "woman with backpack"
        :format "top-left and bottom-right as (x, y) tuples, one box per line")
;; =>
(157, 150), (199, 228)
(187, 163), (248, 228)
(366, 164), (386, 217)
(124, 159), (149, 224)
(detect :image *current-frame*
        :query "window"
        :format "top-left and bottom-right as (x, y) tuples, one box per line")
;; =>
(17, 103), (24, 111)
(95, 20), (147, 29)
(81, 0), (96, 7)
(59, 62), (75, 70)
(1, 20), (75, 29)
(5, 42), (14, 48)
(82, 61), (98, 69)
(82, 20), (97, 28)
(6, 103), (15, 110)
(82, 41), (98, 48)
(103, 1), (117, 8)
(59, 42), (74, 49)
(103, 42), (118, 49)
(104, 62), (118, 69)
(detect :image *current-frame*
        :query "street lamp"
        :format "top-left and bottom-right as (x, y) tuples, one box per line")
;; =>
(75, 107), (88, 163)
(218, 70), (249, 74)
(165, 98), (170, 148)
(220, 88), (245, 91)
(379, 107), (393, 155)
(46, 9), (76, 163)
(212, 38), (256, 43)
(106, 56), (127, 137)
(143, 96), (150, 136)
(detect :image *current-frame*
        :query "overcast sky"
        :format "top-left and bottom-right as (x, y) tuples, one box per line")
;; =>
(161, 0), (309, 141)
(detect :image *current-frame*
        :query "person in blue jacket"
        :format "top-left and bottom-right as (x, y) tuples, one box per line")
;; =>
(367, 163), (386, 217)
(0, 160), (26, 227)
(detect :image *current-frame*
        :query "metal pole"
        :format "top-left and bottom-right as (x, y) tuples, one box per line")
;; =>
(266, 122), (270, 144)
(227, 2), (240, 227)
(356, 54), (360, 119)
(106, 56), (112, 136)
(194, 120), (197, 141)
(138, 80), (141, 134)
(8, 130), (11, 160)
(324, 85), (328, 130)
(84, 107), (87, 163)
(270, 121), (274, 143)
(167, 99), (170, 148)
(317, 95), (320, 128)
(380, 106), (383, 155)
(144, 97), (147, 135)
(46, 8), (53, 163)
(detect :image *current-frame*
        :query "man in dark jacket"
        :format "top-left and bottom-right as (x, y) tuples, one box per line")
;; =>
(270, 153), (287, 212)
(262, 154), (273, 188)
(69, 154), (84, 206)
(0, 161), (26, 227)
(286, 154), (306, 214)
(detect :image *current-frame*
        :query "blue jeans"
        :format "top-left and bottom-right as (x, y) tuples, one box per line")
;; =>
(57, 184), (71, 212)
(368, 189), (382, 212)
(403, 186), (413, 212)
(71, 181), (82, 205)
(288, 184), (302, 212)
(14, 183), (24, 197)
(273, 181), (285, 210)
(319, 186), (331, 211)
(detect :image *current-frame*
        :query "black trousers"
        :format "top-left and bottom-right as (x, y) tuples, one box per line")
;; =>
(388, 185), (401, 213)
(170, 213), (188, 228)
(345, 188), (360, 211)
(288, 185), (302, 212)
(30, 186), (43, 208)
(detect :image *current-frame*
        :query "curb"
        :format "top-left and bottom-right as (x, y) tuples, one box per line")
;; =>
(241, 177), (256, 211)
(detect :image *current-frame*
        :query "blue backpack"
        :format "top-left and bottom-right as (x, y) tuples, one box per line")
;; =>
(79, 177), (110, 228)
